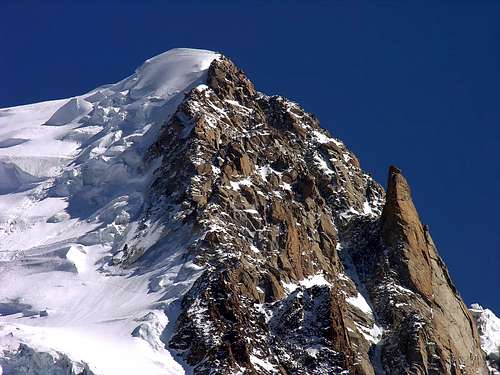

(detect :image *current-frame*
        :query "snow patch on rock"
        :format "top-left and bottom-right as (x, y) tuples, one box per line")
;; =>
(346, 292), (373, 315)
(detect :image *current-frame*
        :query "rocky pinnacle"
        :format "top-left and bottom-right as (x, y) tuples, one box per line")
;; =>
(380, 165), (487, 374)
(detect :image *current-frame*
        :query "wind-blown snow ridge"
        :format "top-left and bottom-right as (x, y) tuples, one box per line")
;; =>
(0, 48), (219, 375)
(118, 48), (218, 100)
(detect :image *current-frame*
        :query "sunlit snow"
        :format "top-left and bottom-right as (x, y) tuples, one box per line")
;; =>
(0, 48), (219, 374)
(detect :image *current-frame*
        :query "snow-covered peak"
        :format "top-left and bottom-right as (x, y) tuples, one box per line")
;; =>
(115, 48), (219, 100)
(470, 304), (500, 373)
(0, 48), (220, 375)
(470, 304), (500, 354)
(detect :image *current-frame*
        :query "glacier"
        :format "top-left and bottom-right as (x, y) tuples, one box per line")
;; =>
(0, 48), (219, 375)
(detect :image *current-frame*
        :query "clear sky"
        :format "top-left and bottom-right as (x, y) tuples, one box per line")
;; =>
(1, 1), (498, 312)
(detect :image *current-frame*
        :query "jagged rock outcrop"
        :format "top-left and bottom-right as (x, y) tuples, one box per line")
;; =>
(376, 166), (486, 374)
(120, 54), (488, 374)
(142, 57), (379, 374)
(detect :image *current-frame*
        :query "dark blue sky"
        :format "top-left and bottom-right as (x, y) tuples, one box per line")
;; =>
(1, 1), (499, 312)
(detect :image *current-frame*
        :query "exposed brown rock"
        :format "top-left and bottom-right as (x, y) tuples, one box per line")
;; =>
(207, 57), (256, 104)
(380, 165), (487, 374)
(381, 165), (434, 300)
(135, 55), (488, 374)
(238, 153), (254, 176)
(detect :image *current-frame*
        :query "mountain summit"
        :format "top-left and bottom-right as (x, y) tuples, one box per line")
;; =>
(0, 48), (496, 374)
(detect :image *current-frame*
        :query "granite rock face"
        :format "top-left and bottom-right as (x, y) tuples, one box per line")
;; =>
(379, 166), (486, 374)
(122, 56), (488, 374)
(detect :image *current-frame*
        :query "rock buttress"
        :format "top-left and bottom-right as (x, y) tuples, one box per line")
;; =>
(121, 54), (488, 374)
(156, 56), (384, 374)
(379, 166), (487, 374)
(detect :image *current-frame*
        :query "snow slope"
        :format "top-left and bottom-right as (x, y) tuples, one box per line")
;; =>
(470, 304), (500, 373)
(0, 48), (219, 374)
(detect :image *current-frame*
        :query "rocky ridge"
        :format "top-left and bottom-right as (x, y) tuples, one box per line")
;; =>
(117, 55), (488, 374)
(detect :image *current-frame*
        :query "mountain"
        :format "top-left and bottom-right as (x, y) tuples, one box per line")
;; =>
(0, 48), (495, 374)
